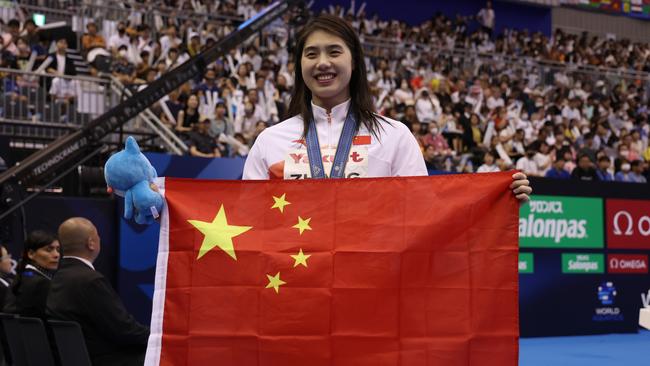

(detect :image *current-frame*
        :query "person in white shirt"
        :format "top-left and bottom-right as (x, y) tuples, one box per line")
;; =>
(415, 89), (441, 124)
(477, 1), (495, 37)
(242, 15), (531, 201)
(393, 79), (414, 105)
(477, 151), (501, 173)
(107, 22), (130, 54)
(561, 98), (581, 123)
(516, 148), (540, 177)
(159, 26), (182, 59)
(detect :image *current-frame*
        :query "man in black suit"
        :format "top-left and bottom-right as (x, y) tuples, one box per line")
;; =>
(47, 217), (149, 366)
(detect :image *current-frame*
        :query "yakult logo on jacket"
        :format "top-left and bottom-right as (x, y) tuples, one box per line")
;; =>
(607, 254), (648, 274)
(606, 199), (650, 249)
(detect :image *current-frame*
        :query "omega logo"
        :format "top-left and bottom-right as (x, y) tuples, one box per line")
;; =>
(612, 211), (650, 237)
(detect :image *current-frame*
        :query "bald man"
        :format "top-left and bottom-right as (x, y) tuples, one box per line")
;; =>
(47, 217), (149, 366)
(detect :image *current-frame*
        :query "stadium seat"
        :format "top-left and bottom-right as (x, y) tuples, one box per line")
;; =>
(0, 313), (28, 366)
(16, 316), (56, 366)
(48, 320), (92, 366)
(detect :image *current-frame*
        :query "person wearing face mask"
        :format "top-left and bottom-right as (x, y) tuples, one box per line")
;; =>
(615, 161), (633, 182)
(108, 22), (130, 55)
(394, 79), (414, 105)
(4, 230), (60, 317)
(111, 45), (137, 84)
(422, 122), (451, 157)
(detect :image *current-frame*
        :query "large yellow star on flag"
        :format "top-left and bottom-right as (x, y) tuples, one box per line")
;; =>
(290, 248), (311, 268)
(292, 216), (312, 235)
(266, 272), (286, 293)
(188, 204), (252, 260)
(271, 193), (291, 213)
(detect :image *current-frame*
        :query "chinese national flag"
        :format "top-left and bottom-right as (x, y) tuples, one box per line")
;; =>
(145, 172), (519, 366)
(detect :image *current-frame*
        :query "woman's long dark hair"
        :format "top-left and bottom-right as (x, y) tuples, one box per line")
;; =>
(288, 14), (385, 137)
(12, 230), (57, 295)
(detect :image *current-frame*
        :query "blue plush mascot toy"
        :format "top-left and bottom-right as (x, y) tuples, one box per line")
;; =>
(104, 136), (164, 225)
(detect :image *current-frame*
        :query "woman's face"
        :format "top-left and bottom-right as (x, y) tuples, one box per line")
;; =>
(238, 64), (247, 77)
(28, 240), (60, 271)
(188, 95), (199, 109)
(301, 30), (353, 108)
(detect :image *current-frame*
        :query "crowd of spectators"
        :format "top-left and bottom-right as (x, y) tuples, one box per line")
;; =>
(1, 0), (648, 182)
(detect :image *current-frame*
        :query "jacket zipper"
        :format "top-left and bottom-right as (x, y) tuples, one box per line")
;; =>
(326, 111), (332, 147)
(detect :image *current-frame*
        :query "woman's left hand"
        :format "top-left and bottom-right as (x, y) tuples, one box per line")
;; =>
(511, 172), (532, 202)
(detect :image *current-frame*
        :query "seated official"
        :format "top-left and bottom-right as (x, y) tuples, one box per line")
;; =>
(0, 245), (14, 309)
(47, 217), (149, 366)
(4, 231), (60, 317)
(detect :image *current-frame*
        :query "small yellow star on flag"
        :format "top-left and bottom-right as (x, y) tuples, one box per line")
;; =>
(292, 216), (312, 235)
(290, 249), (311, 268)
(188, 204), (252, 260)
(271, 193), (291, 213)
(266, 272), (286, 293)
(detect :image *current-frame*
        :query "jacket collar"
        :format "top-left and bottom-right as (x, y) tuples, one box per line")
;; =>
(311, 99), (351, 126)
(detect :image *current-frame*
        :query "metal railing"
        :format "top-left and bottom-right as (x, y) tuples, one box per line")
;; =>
(0, 67), (115, 125)
(363, 35), (650, 80)
(72, 2), (244, 41)
(361, 36), (650, 91)
(0, 67), (187, 154)
(107, 74), (188, 155)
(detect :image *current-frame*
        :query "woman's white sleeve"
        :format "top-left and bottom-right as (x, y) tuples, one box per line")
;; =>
(242, 135), (269, 180)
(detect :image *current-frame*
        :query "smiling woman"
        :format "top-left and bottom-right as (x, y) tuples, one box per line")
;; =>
(241, 14), (531, 200)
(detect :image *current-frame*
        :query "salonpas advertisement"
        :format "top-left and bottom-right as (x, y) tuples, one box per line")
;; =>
(519, 195), (604, 248)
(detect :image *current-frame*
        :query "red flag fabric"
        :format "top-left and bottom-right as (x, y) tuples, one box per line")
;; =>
(145, 172), (519, 366)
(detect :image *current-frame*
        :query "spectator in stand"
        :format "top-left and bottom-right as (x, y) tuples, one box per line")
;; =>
(209, 101), (233, 139)
(194, 68), (220, 97)
(571, 154), (599, 181)
(188, 119), (220, 158)
(629, 160), (647, 183)
(516, 147), (539, 177)
(22, 19), (39, 47)
(81, 22), (106, 54)
(1, 19), (20, 55)
(4, 231), (60, 318)
(477, 1), (495, 37)
(477, 150), (500, 173)
(176, 93), (200, 134)
(595, 156), (613, 181)
(160, 26), (182, 58)
(415, 89), (440, 124)
(423, 145), (443, 171)
(615, 161), (633, 182)
(111, 45), (137, 84)
(46, 37), (76, 76)
(235, 100), (263, 140)
(545, 156), (570, 179)
(108, 22), (130, 54)
(47, 37), (77, 112)
(534, 141), (552, 176)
